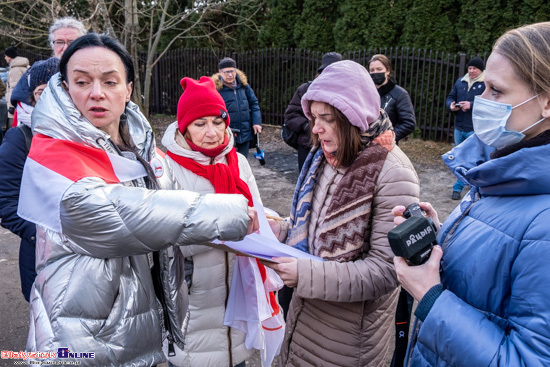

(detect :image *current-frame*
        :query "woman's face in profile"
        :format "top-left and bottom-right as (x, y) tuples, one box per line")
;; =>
(185, 116), (226, 149)
(481, 52), (549, 140)
(64, 46), (133, 135)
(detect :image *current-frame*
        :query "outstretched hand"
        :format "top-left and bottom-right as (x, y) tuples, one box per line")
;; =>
(393, 245), (443, 301)
(267, 218), (281, 238)
(247, 207), (259, 235)
(261, 257), (298, 287)
(391, 202), (441, 230)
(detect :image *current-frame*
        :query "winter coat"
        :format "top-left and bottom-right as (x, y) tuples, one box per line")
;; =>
(408, 134), (550, 366)
(0, 125), (36, 301)
(378, 80), (416, 143)
(25, 74), (251, 367)
(212, 70), (261, 144)
(284, 82), (312, 149)
(6, 56), (29, 115)
(161, 122), (261, 366)
(445, 73), (485, 132)
(278, 140), (420, 367)
(10, 68), (33, 107)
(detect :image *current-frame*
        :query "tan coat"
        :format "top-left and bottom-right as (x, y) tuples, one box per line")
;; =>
(278, 145), (419, 367)
(6, 56), (29, 116)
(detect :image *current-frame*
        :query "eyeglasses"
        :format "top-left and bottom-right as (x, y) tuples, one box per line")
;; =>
(221, 69), (236, 75)
(52, 40), (75, 48)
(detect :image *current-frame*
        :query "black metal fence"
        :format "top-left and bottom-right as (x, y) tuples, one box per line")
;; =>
(16, 47), (489, 142)
(146, 47), (488, 142)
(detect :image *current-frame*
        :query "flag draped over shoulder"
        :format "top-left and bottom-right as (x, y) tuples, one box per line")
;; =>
(18, 134), (147, 233)
(224, 255), (285, 367)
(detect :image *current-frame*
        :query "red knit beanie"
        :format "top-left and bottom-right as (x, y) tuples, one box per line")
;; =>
(177, 76), (229, 134)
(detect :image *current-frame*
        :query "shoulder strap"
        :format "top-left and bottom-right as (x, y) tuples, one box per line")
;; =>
(17, 124), (32, 154)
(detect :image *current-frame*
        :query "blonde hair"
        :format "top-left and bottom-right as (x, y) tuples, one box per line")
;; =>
(493, 22), (550, 94)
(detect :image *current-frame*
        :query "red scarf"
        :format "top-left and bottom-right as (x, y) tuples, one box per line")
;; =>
(185, 135), (229, 158)
(166, 148), (253, 207)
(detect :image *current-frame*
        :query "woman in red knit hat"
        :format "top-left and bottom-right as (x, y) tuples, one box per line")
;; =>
(161, 76), (263, 367)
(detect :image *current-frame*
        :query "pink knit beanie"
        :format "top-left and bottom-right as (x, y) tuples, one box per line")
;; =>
(301, 60), (380, 132)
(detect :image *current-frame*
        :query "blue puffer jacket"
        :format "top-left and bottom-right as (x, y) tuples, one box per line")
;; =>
(445, 74), (485, 132)
(0, 126), (36, 301)
(212, 70), (261, 144)
(408, 135), (550, 366)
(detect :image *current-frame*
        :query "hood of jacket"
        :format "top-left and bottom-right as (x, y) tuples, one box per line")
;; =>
(161, 121), (235, 164)
(212, 69), (248, 90)
(461, 71), (485, 84)
(443, 134), (550, 196)
(9, 56), (29, 69)
(32, 72), (154, 158)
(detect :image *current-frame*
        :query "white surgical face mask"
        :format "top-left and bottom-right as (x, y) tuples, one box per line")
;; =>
(472, 95), (545, 149)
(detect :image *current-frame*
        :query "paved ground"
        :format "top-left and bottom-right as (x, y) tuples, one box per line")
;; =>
(0, 124), (457, 366)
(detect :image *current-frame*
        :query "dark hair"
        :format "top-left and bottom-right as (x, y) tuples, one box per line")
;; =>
(60, 33), (135, 87)
(308, 101), (363, 168)
(58, 34), (157, 187)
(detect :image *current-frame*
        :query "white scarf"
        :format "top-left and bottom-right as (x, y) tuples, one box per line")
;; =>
(16, 102), (34, 128)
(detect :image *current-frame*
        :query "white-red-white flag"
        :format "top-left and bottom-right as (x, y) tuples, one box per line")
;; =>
(18, 134), (147, 233)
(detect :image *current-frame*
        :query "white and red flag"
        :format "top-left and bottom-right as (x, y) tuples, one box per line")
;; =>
(18, 134), (147, 233)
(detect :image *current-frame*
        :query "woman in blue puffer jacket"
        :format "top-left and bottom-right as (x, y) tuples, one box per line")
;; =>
(393, 21), (550, 366)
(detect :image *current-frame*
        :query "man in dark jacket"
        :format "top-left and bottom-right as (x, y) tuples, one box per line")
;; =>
(212, 57), (262, 157)
(284, 52), (342, 171)
(445, 56), (485, 200)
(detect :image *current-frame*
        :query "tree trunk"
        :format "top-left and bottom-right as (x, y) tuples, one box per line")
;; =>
(124, 0), (144, 113)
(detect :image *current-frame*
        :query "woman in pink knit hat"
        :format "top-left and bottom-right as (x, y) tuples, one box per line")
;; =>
(161, 76), (264, 367)
(265, 60), (420, 367)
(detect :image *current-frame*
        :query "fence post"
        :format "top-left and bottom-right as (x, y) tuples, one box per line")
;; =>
(458, 53), (467, 77)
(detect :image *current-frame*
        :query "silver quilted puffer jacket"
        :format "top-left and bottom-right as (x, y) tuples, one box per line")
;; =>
(25, 74), (250, 366)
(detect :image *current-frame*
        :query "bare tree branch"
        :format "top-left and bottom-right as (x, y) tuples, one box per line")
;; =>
(0, 0), (263, 117)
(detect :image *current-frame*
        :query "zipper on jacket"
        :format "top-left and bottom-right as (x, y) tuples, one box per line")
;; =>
(440, 191), (480, 252)
(224, 251), (233, 366)
(151, 251), (177, 357)
(382, 96), (394, 110)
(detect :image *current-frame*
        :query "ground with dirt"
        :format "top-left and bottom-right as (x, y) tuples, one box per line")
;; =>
(0, 117), (459, 367)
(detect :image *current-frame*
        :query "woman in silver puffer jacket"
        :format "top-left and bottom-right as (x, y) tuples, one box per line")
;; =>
(20, 33), (257, 367)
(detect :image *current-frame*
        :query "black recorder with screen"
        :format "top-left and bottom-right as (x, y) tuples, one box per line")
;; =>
(387, 203), (437, 265)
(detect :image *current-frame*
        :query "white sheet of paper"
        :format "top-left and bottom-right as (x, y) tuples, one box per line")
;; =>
(211, 199), (323, 263)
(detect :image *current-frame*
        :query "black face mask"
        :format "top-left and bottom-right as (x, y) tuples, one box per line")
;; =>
(370, 72), (387, 86)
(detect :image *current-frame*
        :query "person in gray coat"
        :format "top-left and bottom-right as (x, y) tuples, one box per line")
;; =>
(20, 33), (258, 367)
